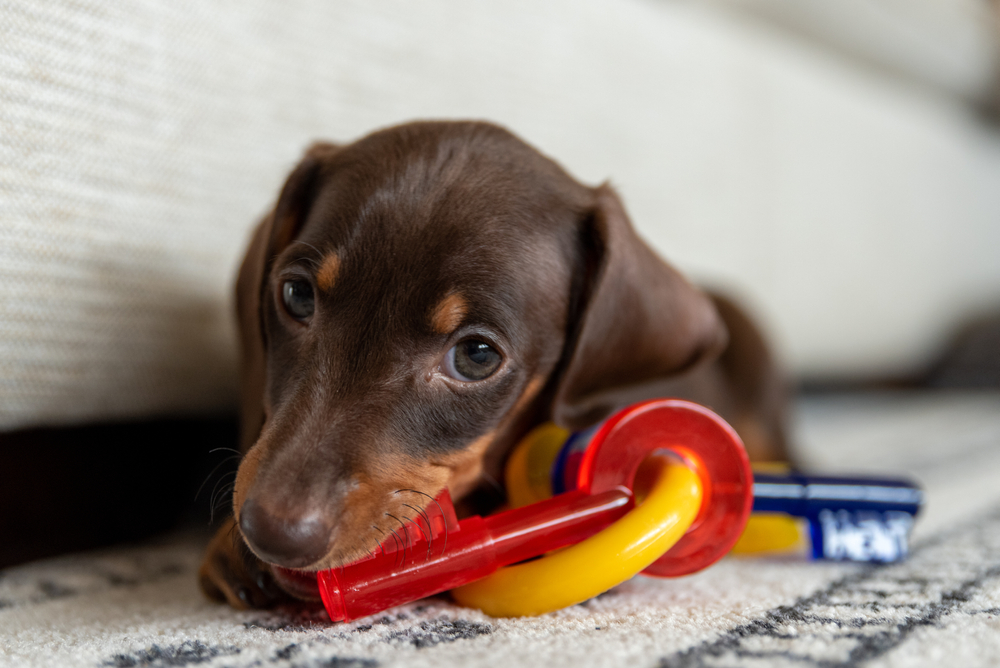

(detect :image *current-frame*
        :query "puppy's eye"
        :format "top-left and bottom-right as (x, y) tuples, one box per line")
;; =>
(445, 339), (502, 381)
(281, 279), (315, 320)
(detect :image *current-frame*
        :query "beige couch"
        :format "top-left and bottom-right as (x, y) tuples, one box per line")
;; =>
(3, 0), (999, 431)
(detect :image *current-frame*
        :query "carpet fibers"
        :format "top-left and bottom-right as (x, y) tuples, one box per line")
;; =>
(2, 392), (999, 668)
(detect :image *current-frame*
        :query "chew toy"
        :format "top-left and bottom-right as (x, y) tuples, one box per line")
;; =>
(311, 398), (923, 622)
(315, 399), (753, 621)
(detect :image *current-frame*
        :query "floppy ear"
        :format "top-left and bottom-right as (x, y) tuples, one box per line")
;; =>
(234, 142), (339, 451)
(552, 185), (728, 430)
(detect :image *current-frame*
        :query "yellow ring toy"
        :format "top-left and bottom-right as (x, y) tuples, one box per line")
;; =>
(503, 422), (568, 509)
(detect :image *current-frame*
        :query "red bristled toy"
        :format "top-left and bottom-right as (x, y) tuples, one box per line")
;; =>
(309, 399), (754, 621)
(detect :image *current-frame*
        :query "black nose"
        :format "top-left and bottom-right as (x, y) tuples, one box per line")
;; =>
(239, 497), (331, 568)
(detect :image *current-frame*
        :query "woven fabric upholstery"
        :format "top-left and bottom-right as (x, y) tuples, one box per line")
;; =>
(1, 1), (262, 428)
(3, 0), (999, 430)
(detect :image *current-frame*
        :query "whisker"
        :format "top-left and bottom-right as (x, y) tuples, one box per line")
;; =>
(211, 481), (235, 508)
(211, 496), (231, 524)
(397, 489), (449, 557)
(397, 490), (434, 555)
(403, 512), (429, 544)
(367, 535), (383, 558)
(371, 525), (388, 557)
(195, 455), (241, 501)
(208, 447), (243, 456)
(407, 517), (430, 560)
(208, 470), (238, 507)
(388, 527), (405, 568)
(402, 504), (432, 558)
(209, 471), (237, 506)
(402, 502), (433, 535)
(380, 522), (403, 567)
(210, 480), (236, 523)
(386, 513), (409, 566)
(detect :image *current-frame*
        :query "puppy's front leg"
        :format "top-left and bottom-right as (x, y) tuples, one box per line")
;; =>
(199, 517), (290, 609)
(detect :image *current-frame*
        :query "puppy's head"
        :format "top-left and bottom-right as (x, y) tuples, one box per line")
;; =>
(232, 122), (724, 582)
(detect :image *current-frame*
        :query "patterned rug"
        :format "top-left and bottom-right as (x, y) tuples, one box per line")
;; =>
(3, 391), (999, 668)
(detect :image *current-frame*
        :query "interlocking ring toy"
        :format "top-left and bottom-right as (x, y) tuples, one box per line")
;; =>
(299, 398), (923, 621)
(310, 399), (754, 621)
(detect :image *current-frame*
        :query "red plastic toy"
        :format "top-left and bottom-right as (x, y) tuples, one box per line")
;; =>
(310, 399), (753, 621)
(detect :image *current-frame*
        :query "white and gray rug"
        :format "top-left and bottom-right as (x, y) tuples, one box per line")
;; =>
(2, 391), (999, 668)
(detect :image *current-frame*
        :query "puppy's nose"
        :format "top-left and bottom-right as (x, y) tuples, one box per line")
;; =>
(239, 497), (330, 568)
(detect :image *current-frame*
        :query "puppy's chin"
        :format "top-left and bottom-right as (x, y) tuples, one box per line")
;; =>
(270, 566), (324, 602)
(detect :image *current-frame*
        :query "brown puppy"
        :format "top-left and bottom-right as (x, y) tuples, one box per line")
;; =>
(199, 121), (788, 609)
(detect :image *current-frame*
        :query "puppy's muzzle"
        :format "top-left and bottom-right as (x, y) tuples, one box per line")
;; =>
(239, 497), (331, 569)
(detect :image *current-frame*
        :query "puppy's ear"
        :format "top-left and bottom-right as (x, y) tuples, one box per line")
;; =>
(267, 141), (339, 255)
(234, 142), (339, 450)
(552, 185), (727, 430)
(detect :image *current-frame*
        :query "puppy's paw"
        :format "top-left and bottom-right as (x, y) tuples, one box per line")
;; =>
(199, 517), (290, 609)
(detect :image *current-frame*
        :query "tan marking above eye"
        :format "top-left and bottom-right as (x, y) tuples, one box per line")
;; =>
(316, 253), (341, 292)
(430, 292), (468, 334)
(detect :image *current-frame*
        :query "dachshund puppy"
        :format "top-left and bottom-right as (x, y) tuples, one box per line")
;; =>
(200, 121), (788, 608)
